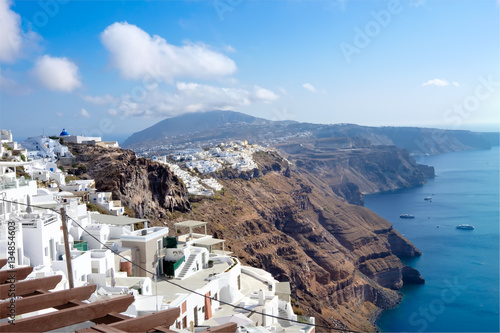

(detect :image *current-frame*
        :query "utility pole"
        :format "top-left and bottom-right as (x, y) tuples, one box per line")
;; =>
(60, 207), (74, 289)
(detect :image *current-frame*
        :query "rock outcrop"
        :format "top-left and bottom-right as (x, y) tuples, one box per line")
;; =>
(65, 144), (190, 219)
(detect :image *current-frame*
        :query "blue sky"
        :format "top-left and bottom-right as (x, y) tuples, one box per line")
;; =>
(0, 0), (498, 141)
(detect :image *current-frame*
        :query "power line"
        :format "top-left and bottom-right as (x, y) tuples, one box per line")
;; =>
(0, 198), (363, 333)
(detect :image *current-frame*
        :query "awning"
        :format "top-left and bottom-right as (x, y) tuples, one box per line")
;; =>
(174, 220), (208, 228)
(91, 214), (149, 226)
(192, 238), (225, 246)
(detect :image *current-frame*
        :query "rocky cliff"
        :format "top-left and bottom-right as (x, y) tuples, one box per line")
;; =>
(170, 151), (424, 331)
(66, 144), (424, 331)
(276, 138), (435, 205)
(65, 144), (190, 219)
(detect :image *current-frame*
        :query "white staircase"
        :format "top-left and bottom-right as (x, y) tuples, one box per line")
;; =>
(177, 254), (196, 279)
(278, 307), (288, 319)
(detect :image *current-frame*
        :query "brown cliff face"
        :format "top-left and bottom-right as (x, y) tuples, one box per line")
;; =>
(66, 144), (190, 219)
(167, 151), (423, 331)
(66, 145), (423, 331)
(276, 140), (435, 205)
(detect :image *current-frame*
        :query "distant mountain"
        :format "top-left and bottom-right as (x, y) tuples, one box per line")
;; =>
(122, 110), (276, 148)
(122, 110), (499, 155)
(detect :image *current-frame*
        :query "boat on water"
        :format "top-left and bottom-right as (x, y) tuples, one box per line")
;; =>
(400, 214), (415, 219)
(456, 224), (474, 230)
(424, 196), (432, 200)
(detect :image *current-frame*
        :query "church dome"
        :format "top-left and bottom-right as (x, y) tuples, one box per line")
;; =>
(59, 129), (69, 136)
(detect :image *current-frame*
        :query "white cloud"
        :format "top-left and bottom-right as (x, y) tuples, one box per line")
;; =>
(254, 86), (279, 102)
(422, 78), (449, 87)
(0, 0), (21, 63)
(80, 108), (90, 118)
(32, 55), (81, 92)
(108, 83), (279, 118)
(0, 0), (40, 63)
(100, 22), (237, 82)
(302, 83), (317, 93)
(56, 112), (64, 117)
(452, 81), (460, 87)
(81, 93), (114, 105)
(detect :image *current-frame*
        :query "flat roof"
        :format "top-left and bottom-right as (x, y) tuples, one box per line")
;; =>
(193, 238), (225, 246)
(91, 214), (149, 226)
(174, 220), (208, 228)
(276, 282), (291, 295)
(0, 161), (33, 166)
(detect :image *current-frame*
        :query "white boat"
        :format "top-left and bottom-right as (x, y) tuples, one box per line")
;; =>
(400, 214), (415, 219)
(424, 196), (432, 200)
(456, 224), (474, 230)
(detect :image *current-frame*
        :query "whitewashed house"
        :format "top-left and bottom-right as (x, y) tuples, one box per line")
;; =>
(21, 135), (72, 161)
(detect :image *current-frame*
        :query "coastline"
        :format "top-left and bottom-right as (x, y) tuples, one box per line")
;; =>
(365, 146), (500, 333)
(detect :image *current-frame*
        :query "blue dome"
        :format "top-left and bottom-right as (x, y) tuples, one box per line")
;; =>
(59, 129), (69, 136)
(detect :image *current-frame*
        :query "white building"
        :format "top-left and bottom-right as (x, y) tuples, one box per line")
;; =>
(89, 190), (124, 216)
(59, 128), (102, 144)
(25, 160), (66, 184)
(21, 135), (73, 161)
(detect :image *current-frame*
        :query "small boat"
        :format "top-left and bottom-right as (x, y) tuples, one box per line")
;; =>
(424, 196), (432, 201)
(400, 214), (415, 219)
(456, 224), (474, 230)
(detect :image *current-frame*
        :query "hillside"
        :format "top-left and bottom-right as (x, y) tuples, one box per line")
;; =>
(168, 151), (424, 331)
(66, 144), (425, 331)
(122, 110), (284, 148)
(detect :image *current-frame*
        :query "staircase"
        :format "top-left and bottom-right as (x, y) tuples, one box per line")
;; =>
(177, 254), (196, 279)
(278, 307), (288, 320)
(104, 239), (118, 250)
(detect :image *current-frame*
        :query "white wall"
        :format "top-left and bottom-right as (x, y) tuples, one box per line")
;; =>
(82, 224), (110, 250)
(22, 214), (62, 267)
(52, 251), (92, 287)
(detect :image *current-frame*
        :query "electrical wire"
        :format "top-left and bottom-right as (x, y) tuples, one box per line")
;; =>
(0, 198), (365, 333)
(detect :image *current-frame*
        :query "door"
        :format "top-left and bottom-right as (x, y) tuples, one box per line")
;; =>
(49, 239), (55, 261)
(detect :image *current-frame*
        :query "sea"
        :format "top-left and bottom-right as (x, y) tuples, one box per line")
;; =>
(364, 146), (500, 333)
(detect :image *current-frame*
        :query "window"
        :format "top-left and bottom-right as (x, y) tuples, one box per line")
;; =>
(44, 247), (48, 256)
(157, 239), (162, 252)
(92, 268), (98, 273)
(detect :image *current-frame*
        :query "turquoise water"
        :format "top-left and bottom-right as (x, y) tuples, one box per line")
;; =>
(365, 147), (499, 333)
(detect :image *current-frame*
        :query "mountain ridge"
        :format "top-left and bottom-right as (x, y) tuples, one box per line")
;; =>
(122, 110), (498, 156)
